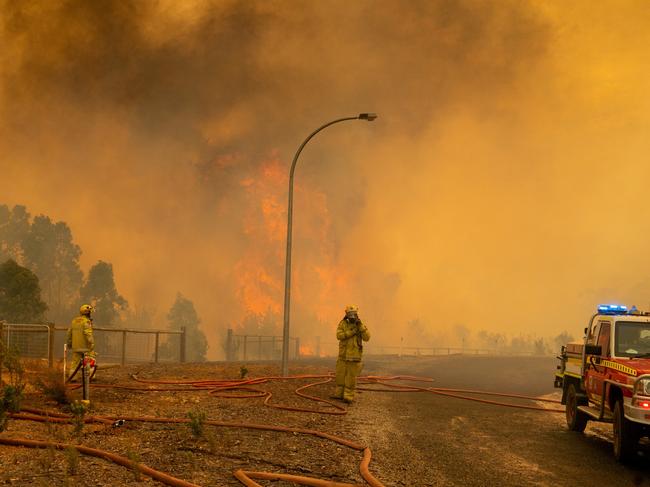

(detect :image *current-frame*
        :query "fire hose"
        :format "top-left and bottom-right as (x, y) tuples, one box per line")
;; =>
(0, 437), (200, 487)
(3, 373), (563, 486)
(356, 379), (564, 413)
(127, 373), (562, 413)
(7, 406), (379, 487)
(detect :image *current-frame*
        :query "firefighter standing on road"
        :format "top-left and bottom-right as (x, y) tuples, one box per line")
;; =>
(66, 304), (96, 381)
(332, 305), (370, 404)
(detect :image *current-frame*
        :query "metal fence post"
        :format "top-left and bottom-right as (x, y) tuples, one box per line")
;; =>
(47, 323), (55, 368)
(121, 330), (127, 366)
(271, 336), (276, 359)
(226, 328), (233, 361)
(180, 327), (187, 363)
(82, 353), (90, 402)
(154, 332), (160, 363)
(295, 337), (300, 360)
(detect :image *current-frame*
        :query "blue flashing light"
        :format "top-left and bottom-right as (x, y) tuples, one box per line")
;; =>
(597, 304), (628, 315)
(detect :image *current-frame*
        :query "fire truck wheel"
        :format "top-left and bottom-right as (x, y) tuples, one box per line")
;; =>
(613, 399), (638, 462)
(566, 384), (588, 432)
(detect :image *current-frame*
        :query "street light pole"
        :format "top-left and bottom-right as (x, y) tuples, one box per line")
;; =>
(281, 113), (377, 377)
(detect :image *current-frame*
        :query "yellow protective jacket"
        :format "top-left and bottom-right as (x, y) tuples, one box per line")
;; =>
(66, 316), (95, 352)
(337, 318), (370, 362)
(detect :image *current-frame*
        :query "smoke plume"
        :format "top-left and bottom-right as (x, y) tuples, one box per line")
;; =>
(2, 1), (649, 356)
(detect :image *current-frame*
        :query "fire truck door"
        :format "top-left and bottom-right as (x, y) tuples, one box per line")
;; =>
(587, 322), (611, 405)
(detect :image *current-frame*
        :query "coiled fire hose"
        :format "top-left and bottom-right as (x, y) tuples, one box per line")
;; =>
(3, 373), (562, 486)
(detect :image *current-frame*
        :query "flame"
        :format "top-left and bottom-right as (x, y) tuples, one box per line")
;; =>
(240, 157), (287, 246)
(234, 155), (350, 331)
(299, 344), (314, 357)
(235, 156), (286, 319)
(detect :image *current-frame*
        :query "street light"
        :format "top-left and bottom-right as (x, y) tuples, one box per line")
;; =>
(281, 113), (378, 377)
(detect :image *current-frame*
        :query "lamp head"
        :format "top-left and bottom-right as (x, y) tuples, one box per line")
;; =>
(358, 113), (377, 121)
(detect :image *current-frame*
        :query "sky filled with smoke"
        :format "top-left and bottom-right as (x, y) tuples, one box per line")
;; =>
(1, 0), (650, 357)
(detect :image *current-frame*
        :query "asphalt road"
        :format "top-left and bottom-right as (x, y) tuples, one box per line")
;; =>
(347, 355), (650, 487)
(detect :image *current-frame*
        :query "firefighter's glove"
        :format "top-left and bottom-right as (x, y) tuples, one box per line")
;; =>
(345, 328), (357, 338)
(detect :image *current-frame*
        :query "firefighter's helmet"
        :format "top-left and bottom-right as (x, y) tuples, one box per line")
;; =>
(79, 304), (93, 316)
(345, 305), (359, 314)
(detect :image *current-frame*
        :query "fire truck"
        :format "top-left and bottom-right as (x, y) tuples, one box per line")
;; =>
(555, 304), (650, 461)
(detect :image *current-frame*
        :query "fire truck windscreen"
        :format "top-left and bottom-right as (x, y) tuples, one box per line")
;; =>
(615, 321), (650, 357)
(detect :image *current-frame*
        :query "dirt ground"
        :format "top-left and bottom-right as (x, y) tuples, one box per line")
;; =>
(1, 361), (370, 486)
(2, 355), (650, 486)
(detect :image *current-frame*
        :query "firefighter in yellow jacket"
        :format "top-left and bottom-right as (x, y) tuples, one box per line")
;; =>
(66, 304), (96, 380)
(333, 305), (370, 403)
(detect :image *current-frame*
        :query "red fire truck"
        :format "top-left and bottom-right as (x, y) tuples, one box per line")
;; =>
(555, 304), (650, 461)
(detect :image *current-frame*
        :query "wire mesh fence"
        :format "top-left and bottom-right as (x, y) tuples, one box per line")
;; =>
(362, 345), (538, 357)
(52, 327), (186, 365)
(224, 329), (300, 361)
(364, 345), (493, 356)
(317, 342), (533, 357)
(0, 323), (50, 360)
(0, 322), (186, 366)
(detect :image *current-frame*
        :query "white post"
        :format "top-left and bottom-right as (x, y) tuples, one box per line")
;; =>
(63, 344), (67, 382)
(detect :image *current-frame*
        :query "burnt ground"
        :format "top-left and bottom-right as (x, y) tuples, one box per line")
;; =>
(1, 355), (650, 486)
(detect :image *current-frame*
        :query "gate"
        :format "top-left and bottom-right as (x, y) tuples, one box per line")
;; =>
(0, 323), (50, 361)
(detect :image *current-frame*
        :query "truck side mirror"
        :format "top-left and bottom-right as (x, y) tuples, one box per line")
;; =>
(585, 344), (602, 355)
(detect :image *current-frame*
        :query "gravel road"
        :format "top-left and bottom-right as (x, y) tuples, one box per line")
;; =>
(349, 355), (650, 486)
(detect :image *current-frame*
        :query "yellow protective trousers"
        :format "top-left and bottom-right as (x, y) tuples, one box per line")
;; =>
(335, 359), (363, 401)
(69, 351), (96, 381)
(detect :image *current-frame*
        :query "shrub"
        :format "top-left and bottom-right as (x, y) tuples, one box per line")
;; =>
(2, 384), (23, 412)
(0, 338), (25, 431)
(239, 365), (249, 379)
(64, 446), (79, 475)
(126, 449), (142, 481)
(69, 400), (87, 437)
(187, 409), (206, 438)
(0, 337), (24, 392)
(37, 445), (56, 472)
(36, 369), (70, 405)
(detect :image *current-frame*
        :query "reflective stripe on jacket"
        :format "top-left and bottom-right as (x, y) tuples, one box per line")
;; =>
(336, 319), (370, 361)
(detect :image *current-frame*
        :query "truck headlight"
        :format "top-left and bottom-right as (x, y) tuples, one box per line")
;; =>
(635, 378), (650, 396)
